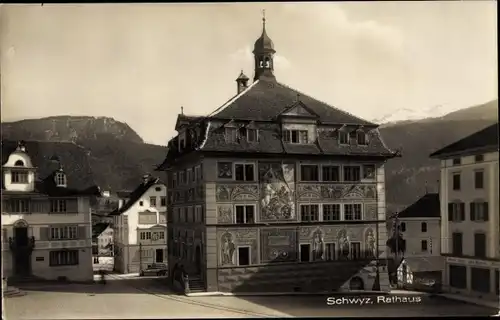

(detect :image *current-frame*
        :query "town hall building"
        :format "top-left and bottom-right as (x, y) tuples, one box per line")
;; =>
(157, 16), (399, 293)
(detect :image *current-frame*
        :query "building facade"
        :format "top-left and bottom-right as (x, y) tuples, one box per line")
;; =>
(1, 141), (98, 282)
(157, 18), (399, 293)
(430, 123), (499, 300)
(111, 176), (167, 273)
(395, 193), (443, 287)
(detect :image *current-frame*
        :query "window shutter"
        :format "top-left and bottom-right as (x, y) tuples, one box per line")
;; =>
(78, 226), (87, 240)
(448, 203), (453, 221)
(460, 203), (465, 221)
(470, 203), (475, 221)
(483, 202), (489, 221)
(67, 199), (78, 213)
(40, 227), (49, 241)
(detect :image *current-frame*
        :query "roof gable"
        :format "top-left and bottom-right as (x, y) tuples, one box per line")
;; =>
(278, 101), (319, 119)
(398, 193), (440, 219)
(112, 176), (161, 215)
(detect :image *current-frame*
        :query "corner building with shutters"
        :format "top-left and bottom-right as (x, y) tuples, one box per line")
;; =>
(1, 141), (98, 283)
(157, 17), (399, 293)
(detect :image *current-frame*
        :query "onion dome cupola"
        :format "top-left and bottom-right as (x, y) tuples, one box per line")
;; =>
(253, 10), (276, 82)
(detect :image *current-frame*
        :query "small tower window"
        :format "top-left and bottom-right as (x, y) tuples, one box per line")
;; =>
(14, 160), (24, 167)
(55, 172), (67, 187)
(264, 58), (270, 68)
(357, 131), (368, 145)
(338, 131), (349, 145)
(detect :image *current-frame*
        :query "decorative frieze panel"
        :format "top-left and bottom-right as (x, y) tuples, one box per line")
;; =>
(217, 205), (233, 224)
(364, 203), (377, 220)
(259, 162), (296, 221)
(260, 228), (297, 263)
(297, 184), (377, 201)
(216, 184), (259, 202)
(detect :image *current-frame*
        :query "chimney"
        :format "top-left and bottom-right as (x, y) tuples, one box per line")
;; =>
(143, 174), (150, 184)
(236, 70), (249, 94)
(118, 199), (124, 209)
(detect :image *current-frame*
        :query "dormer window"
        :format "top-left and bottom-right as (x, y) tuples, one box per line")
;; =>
(14, 160), (24, 166)
(55, 172), (67, 187)
(338, 130), (349, 145)
(11, 171), (28, 184)
(225, 128), (238, 143)
(357, 130), (368, 145)
(284, 130), (308, 144)
(247, 129), (258, 142)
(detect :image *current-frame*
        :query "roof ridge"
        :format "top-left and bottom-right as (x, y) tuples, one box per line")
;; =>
(276, 82), (377, 126)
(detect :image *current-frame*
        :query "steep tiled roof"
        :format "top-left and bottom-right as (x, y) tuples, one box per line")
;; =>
(1, 140), (99, 196)
(213, 78), (376, 125)
(430, 123), (498, 158)
(398, 193), (440, 219)
(109, 176), (161, 216)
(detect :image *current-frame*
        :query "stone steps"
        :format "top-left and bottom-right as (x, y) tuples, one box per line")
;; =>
(189, 278), (206, 293)
(3, 286), (27, 298)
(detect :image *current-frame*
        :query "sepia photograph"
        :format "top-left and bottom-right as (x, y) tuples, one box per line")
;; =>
(0, 1), (498, 319)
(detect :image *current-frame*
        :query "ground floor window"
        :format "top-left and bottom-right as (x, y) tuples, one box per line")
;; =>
(471, 267), (490, 293)
(50, 250), (79, 266)
(449, 264), (467, 289)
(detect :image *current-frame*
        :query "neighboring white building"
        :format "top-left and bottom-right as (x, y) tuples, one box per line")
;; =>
(1, 141), (98, 282)
(396, 193), (444, 286)
(112, 175), (167, 273)
(98, 226), (114, 255)
(430, 123), (499, 301)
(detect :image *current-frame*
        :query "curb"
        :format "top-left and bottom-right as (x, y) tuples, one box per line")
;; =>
(186, 290), (395, 297)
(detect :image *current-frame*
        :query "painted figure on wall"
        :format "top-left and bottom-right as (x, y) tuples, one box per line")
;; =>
(312, 229), (325, 260)
(259, 162), (295, 220)
(221, 232), (235, 265)
(366, 228), (376, 258)
(218, 162), (233, 179)
(338, 229), (350, 260)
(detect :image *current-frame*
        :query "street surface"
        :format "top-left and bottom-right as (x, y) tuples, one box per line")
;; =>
(4, 275), (497, 319)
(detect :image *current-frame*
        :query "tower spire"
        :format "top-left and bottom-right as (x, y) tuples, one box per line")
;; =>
(253, 10), (276, 82)
(262, 9), (266, 30)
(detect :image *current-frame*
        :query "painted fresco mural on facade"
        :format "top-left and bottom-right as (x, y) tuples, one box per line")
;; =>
(260, 228), (297, 263)
(258, 161), (295, 221)
(297, 184), (376, 201)
(216, 185), (259, 202)
(219, 229), (259, 266)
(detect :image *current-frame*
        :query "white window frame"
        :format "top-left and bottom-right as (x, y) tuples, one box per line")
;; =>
(300, 164), (319, 182)
(11, 199), (30, 213)
(450, 202), (463, 221)
(236, 245), (252, 266)
(234, 204), (256, 224)
(350, 241), (362, 260)
(225, 127), (238, 143)
(325, 242), (336, 261)
(11, 171), (28, 184)
(50, 199), (67, 213)
(55, 172), (67, 186)
(300, 204), (320, 222)
(356, 130), (368, 145)
(150, 196), (157, 207)
(344, 203), (363, 221)
(283, 129), (309, 144)
(50, 226), (78, 240)
(140, 231), (152, 240)
(299, 243), (312, 262)
(246, 128), (259, 142)
(49, 250), (79, 266)
(234, 162), (256, 182)
(322, 203), (341, 221)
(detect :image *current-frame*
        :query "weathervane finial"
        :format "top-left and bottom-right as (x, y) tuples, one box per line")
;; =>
(262, 9), (266, 27)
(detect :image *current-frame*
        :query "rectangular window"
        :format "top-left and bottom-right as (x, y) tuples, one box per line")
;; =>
(475, 154), (484, 162)
(471, 267), (490, 293)
(50, 226), (78, 240)
(343, 166), (361, 182)
(235, 164), (254, 181)
(10, 199), (30, 213)
(235, 205), (255, 224)
(322, 165), (340, 182)
(449, 265), (467, 289)
(470, 202), (489, 221)
(11, 171), (28, 184)
(338, 131), (349, 144)
(474, 233), (486, 258)
(421, 222), (427, 232)
(452, 173), (461, 191)
(247, 129), (258, 142)
(50, 250), (79, 266)
(301, 165), (319, 181)
(362, 164), (376, 179)
(452, 232), (463, 256)
(160, 196), (166, 207)
(350, 242), (361, 260)
(300, 205), (319, 222)
(140, 231), (152, 240)
(150, 197), (157, 207)
(194, 166), (201, 181)
(284, 130), (308, 144)
(448, 202), (465, 222)
(344, 204), (362, 221)
(400, 222), (406, 232)
(323, 204), (340, 221)
(50, 200), (67, 213)
(300, 244), (311, 262)
(421, 240), (428, 252)
(452, 158), (461, 166)
(225, 128), (238, 143)
(325, 243), (336, 261)
(474, 171), (484, 189)
(237, 247), (251, 266)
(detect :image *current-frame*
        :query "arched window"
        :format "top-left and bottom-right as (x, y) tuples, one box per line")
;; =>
(264, 58), (270, 68)
(55, 172), (67, 187)
(14, 160), (24, 166)
(357, 130), (368, 145)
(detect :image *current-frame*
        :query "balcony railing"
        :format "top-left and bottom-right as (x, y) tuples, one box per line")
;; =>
(8, 236), (35, 252)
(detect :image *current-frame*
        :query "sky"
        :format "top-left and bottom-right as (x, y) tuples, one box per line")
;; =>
(1, 2), (497, 145)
